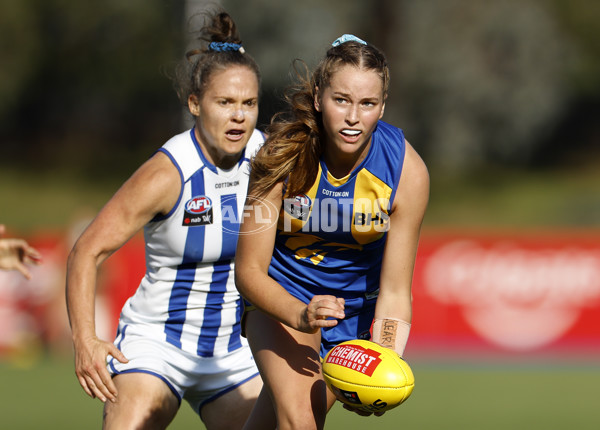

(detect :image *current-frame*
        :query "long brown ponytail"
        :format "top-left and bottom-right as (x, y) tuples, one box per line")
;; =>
(249, 61), (321, 198)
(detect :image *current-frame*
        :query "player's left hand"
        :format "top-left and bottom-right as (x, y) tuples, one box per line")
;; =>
(342, 403), (385, 417)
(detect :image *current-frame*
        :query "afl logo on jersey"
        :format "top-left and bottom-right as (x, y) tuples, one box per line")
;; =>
(283, 194), (312, 221)
(183, 196), (213, 226)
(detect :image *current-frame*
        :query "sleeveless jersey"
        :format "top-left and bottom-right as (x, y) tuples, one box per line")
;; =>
(268, 121), (405, 346)
(118, 128), (264, 358)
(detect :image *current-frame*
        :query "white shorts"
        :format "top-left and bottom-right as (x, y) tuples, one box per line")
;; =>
(107, 322), (259, 415)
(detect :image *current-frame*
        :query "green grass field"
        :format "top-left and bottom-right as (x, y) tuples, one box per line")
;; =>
(1, 357), (598, 429)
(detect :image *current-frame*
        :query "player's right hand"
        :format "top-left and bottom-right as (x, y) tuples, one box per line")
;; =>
(74, 336), (128, 403)
(301, 295), (345, 333)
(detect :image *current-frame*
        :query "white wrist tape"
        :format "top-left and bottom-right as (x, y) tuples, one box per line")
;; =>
(371, 318), (411, 357)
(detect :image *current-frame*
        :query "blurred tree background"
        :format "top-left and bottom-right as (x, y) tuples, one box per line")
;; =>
(1, 0), (599, 230)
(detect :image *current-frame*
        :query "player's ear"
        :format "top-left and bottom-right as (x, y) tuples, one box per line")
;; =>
(379, 94), (386, 119)
(314, 86), (321, 112)
(188, 94), (201, 117)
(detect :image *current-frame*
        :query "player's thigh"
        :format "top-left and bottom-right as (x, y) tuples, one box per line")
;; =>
(200, 373), (262, 430)
(245, 310), (328, 427)
(103, 372), (179, 430)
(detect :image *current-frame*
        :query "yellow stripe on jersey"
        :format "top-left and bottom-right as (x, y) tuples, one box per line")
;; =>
(326, 169), (351, 187)
(281, 232), (363, 266)
(351, 168), (392, 245)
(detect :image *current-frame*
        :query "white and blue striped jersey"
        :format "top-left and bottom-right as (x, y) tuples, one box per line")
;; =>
(118, 128), (264, 358)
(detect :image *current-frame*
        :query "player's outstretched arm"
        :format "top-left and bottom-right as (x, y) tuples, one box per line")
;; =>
(375, 140), (429, 354)
(66, 152), (180, 402)
(351, 141), (428, 418)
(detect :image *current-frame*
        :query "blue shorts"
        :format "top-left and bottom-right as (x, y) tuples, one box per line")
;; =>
(242, 298), (376, 358)
(319, 302), (375, 357)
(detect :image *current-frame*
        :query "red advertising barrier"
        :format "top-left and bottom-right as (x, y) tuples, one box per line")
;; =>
(1, 229), (599, 362)
(0, 230), (146, 360)
(410, 230), (600, 360)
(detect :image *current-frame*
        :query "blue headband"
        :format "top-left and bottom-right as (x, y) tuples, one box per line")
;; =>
(208, 42), (245, 54)
(331, 34), (367, 47)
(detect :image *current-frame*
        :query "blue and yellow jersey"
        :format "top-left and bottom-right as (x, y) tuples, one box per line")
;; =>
(269, 121), (406, 329)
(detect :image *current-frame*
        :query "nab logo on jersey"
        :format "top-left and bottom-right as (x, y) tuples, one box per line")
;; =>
(183, 196), (213, 226)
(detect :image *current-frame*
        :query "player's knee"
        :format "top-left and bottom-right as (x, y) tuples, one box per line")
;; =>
(276, 402), (327, 430)
(275, 381), (328, 429)
(277, 415), (322, 430)
(103, 395), (178, 430)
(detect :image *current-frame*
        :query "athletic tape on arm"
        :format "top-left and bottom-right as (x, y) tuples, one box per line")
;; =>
(371, 318), (411, 357)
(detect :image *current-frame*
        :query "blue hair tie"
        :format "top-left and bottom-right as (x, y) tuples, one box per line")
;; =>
(331, 34), (367, 47)
(208, 42), (245, 54)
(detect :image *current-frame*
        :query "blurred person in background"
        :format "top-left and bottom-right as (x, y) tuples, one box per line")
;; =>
(235, 34), (429, 429)
(0, 224), (45, 363)
(65, 9), (269, 430)
(0, 224), (42, 279)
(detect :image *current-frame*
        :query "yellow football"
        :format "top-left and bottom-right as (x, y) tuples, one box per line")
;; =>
(322, 339), (415, 413)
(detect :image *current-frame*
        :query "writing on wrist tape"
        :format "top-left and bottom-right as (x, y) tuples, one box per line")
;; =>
(371, 318), (411, 357)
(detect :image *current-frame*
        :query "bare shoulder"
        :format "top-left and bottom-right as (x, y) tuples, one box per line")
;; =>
(113, 151), (182, 217)
(401, 140), (430, 193)
(71, 151), (182, 252)
(392, 140), (429, 215)
(136, 151), (180, 187)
